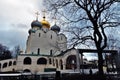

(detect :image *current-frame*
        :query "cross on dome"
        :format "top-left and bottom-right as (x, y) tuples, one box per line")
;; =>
(42, 9), (46, 20)
(35, 11), (40, 20)
(53, 16), (57, 24)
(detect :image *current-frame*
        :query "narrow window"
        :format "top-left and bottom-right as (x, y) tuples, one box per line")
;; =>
(50, 50), (52, 56)
(9, 61), (12, 66)
(51, 35), (52, 39)
(39, 33), (41, 37)
(13, 61), (16, 65)
(53, 59), (55, 66)
(61, 36), (62, 40)
(56, 59), (58, 68)
(49, 58), (52, 64)
(58, 37), (60, 41)
(38, 48), (40, 55)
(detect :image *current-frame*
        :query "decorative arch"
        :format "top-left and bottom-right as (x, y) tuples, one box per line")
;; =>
(66, 55), (77, 69)
(23, 69), (31, 72)
(24, 57), (32, 65)
(9, 61), (12, 66)
(37, 58), (47, 64)
(3, 62), (7, 68)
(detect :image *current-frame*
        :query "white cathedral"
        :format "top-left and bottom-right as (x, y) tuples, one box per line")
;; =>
(0, 13), (82, 73)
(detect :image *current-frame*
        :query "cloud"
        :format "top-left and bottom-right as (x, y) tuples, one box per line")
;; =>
(0, 0), (43, 50)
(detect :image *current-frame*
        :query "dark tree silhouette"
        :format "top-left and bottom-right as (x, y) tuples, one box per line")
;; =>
(0, 44), (12, 60)
(44, 0), (120, 75)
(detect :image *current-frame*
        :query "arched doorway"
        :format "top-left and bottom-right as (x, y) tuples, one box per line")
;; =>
(24, 57), (32, 65)
(37, 58), (47, 64)
(66, 55), (77, 69)
(23, 69), (31, 72)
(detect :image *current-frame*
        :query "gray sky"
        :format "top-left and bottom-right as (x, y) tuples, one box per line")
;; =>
(0, 0), (44, 50)
(0, 0), (111, 60)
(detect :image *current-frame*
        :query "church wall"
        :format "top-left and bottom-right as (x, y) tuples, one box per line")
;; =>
(57, 34), (67, 51)
(27, 29), (60, 55)
(16, 55), (56, 73)
(0, 59), (16, 72)
(59, 49), (81, 70)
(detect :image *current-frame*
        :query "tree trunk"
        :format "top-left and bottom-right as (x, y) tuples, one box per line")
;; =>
(98, 50), (104, 75)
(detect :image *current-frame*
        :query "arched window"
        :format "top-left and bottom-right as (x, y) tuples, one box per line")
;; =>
(37, 58), (47, 64)
(24, 57), (32, 65)
(38, 48), (40, 55)
(13, 61), (16, 65)
(9, 61), (12, 66)
(3, 63), (7, 68)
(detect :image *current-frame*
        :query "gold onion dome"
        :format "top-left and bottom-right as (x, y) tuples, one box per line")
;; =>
(40, 16), (50, 28)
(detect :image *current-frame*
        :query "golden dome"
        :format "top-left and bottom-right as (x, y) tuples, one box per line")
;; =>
(41, 19), (50, 28)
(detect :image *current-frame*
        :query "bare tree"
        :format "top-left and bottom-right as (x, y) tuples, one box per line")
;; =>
(13, 45), (20, 58)
(64, 26), (94, 49)
(107, 28), (120, 50)
(0, 43), (12, 60)
(45, 0), (120, 75)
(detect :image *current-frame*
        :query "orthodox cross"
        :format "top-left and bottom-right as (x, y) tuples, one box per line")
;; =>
(42, 9), (46, 20)
(35, 11), (40, 20)
(53, 16), (57, 24)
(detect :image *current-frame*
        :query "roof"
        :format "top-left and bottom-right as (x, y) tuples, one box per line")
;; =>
(56, 47), (75, 57)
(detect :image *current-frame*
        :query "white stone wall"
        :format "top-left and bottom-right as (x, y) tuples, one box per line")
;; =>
(0, 59), (16, 72)
(26, 29), (67, 56)
(16, 55), (56, 73)
(57, 33), (67, 51)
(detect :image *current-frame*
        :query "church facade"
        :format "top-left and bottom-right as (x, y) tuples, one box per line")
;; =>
(0, 14), (81, 73)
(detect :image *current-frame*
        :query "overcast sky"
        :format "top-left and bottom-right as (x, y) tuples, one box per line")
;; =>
(0, 0), (113, 60)
(0, 0), (44, 50)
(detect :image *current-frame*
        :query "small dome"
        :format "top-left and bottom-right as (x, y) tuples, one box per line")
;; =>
(28, 29), (36, 34)
(41, 19), (50, 28)
(31, 20), (42, 28)
(51, 24), (60, 32)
